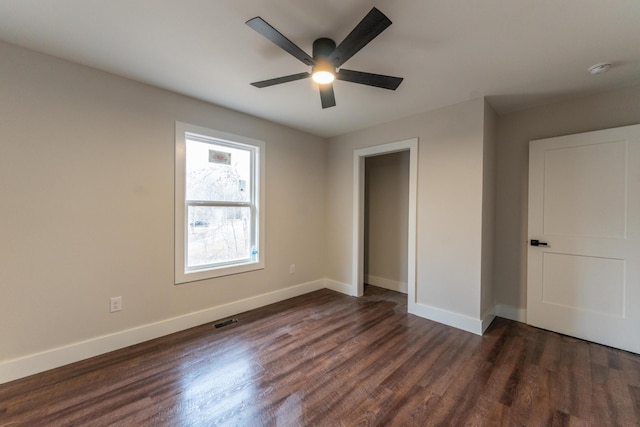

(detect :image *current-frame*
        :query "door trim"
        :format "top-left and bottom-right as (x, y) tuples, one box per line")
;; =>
(352, 139), (418, 311)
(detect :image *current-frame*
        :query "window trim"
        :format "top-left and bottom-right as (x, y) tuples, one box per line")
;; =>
(175, 122), (265, 284)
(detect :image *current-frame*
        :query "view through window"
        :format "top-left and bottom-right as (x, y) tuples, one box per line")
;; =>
(186, 137), (255, 268)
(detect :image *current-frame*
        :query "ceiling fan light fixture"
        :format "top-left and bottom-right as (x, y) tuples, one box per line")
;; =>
(312, 70), (335, 84)
(312, 58), (335, 84)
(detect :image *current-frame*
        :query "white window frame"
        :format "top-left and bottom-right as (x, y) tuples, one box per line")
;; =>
(175, 122), (265, 284)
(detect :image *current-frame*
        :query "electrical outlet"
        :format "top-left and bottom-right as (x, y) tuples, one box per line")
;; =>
(289, 264), (296, 274)
(110, 296), (122, 313)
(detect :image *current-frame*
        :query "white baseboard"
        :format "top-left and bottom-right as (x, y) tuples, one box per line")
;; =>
(0, 279), (326, 385)
(324, 278), (357, 296)
(493, 304), (527, 323)
(365, 274), (408, 294)
(409, 302), (485, 335)
(482, 314), (497, 333)
(481, 305), (497, 333)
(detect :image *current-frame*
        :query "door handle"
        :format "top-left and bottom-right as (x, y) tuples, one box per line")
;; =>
(530, 239), (550, 247)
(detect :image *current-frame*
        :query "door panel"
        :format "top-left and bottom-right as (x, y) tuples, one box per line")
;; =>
(541, 253), (624, 317)
(543, 140), (627, 238)
(528, 124), (640, 354)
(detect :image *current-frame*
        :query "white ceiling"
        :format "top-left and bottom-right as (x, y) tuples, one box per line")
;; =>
(0, 0), (639, 138)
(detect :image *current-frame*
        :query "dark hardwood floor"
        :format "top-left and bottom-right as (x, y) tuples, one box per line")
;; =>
(1, 285), (639, 426)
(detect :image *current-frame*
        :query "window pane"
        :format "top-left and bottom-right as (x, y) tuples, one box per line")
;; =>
(186, 206), (252, 268)
(185, 138), (252, 202)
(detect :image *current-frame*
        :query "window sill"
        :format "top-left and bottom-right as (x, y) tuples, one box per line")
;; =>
(175, 260), (265, 285)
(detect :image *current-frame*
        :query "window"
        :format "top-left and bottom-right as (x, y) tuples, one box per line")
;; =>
(175, 122), (265, 284)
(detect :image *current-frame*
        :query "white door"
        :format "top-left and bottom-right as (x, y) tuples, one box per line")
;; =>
(527, 124), (640, 354)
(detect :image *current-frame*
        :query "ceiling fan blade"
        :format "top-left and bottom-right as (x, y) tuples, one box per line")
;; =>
(328, 8), (392, 68)
(319, 84), (336, 109)
(250, 72), (311, 88)
(336, 69), (403, 90)
(246, 17), (315, 66)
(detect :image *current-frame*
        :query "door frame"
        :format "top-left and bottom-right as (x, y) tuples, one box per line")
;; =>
(352, 138), (418, 310)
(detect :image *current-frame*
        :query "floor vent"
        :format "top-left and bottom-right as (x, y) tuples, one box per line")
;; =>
(214, 318), (238, 328)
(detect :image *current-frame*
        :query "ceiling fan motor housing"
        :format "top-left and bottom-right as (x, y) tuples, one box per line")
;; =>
(313, 38), (336, 60)
(313, 38), (337, 76)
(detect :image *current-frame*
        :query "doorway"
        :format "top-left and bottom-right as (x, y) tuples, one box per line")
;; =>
(352, 139), (418, 313)
(364, 151), (410, 295)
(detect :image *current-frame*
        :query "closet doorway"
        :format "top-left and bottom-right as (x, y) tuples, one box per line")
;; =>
(364, 151), (410, 295)
(352, 138), (417, 311)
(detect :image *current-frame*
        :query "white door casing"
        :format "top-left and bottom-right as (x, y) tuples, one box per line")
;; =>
(353, 139), (418, 308)
(527, 124), (640, 354)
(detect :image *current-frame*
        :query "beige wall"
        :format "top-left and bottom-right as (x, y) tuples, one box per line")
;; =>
(494, 85), (640, 314)
(327, 98), (488, 321)
(364, 151), (409, 291)
(0, 41), (327, 364)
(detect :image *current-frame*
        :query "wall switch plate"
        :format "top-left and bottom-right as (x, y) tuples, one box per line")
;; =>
(110, 296), (122, 313)
(289, 264), (296, 274)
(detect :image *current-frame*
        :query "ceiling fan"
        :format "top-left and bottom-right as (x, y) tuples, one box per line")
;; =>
(246, 7), (403, 109)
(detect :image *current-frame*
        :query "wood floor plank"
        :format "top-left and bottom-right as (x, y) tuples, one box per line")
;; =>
(1, 286), (639, 426)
